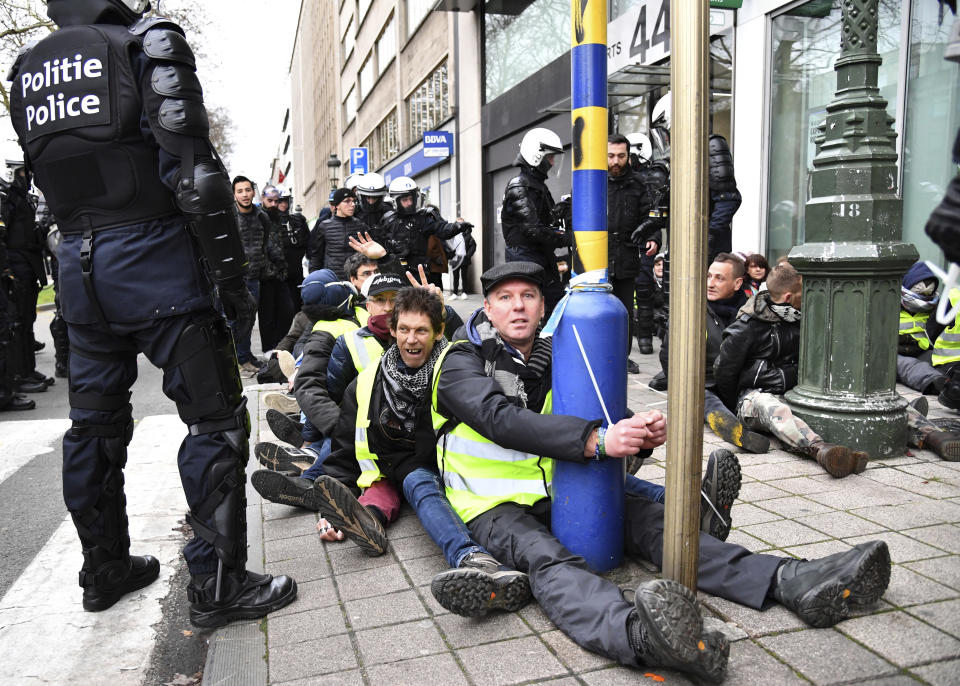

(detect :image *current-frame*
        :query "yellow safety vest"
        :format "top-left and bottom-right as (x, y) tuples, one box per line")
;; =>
(355, 305), (370, 326)
(344, 329), (385, 374)
(354, 362), (383, 488)
(932, 288), (960, 366)
(430, 343), (554, 524)
(899, 310), (931, 351)
(311, 317), (360, 339)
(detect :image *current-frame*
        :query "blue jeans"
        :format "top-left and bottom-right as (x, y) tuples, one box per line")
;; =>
(300, 438), (331, 481)
(230, 277), (260, 363)
(626, 474), (665, 504)
(402, 467), (486, 568)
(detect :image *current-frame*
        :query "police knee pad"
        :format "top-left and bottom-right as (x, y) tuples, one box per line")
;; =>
(188, 452), (248, 569)
(171, 314), (245, 428)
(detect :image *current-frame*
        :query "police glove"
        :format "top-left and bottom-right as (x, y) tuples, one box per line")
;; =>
(218, 282), (257, 321)
(630, 219), (659, 247)
(455, 221), (473, 236)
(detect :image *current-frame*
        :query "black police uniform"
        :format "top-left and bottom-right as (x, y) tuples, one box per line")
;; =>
(707, 135), (742, 264)
(8, 1), (294, 626)
(280, 207), (309, 308)
(381, 205), (467, 288)
(0, 209), (35, 411)
(633, 160), (670, 351)
(500, 164), (568, 316)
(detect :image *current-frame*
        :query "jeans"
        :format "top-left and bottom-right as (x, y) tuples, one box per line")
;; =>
(625, 473), (665, 504)
(300, 438), (331, 481)
(402, 467), (486, 568)
(230, 277), (260, 364)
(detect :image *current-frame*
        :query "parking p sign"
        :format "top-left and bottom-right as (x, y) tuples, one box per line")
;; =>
(349, 147), (368, 175)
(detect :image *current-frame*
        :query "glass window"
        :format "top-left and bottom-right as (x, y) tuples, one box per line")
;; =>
(407, 0), (433, 38)
(367, 109), (400, 170)
(407, 62), (450, 143)
(484, 0), (570, 102)
(344, 85), (357, 125)
(359, 54), (375, 101)
(902, 0), (960, 266)
(359, 0), (372, 23)
(765, 0), (901, 262)
(342, 16), (355, 61)
(377, 14), (396, 75)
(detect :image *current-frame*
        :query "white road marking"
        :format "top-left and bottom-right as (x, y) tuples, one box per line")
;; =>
(0, 415), (189, 685)
(0, 418), (71, 485)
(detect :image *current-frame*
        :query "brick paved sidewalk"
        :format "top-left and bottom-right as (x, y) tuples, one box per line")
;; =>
(209, 319), (960, 685)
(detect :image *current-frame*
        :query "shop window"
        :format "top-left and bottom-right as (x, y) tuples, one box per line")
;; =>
(407, 62), (450, 143)
(766, 0), (901, 262)
(902, 0), (960, 266)
(484, 0), (569, 103)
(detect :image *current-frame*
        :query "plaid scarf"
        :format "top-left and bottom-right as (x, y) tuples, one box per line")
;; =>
(379, 338), (448, 433)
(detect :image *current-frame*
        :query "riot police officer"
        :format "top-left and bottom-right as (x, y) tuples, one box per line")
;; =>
(0, 195), (35, 411)
(354, 172), (393, 234)
(8, 0), (295, 626)
(277, 190), (309, 309)
(500, 128), (569, 316)
(381, 176), (471, 288)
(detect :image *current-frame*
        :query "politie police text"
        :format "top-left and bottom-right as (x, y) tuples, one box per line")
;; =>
(21, 54), (103, 131)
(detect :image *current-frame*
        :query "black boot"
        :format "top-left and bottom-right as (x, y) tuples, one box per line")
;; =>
(700, 449), (741, 541)
(705, 406), (770, 454)
(649, 371), (668, 391)
(266, 408), (305, 447)
(773, 540), (890, 628)
(938, 366), (960, 411)
(637, 337), (654, 355)
(430, 552), (531, 617)
(628, 579), (729, 683)
(0, 391), (35, 411)
(188, 569), (297, 629)
(80, 547), (160, 612)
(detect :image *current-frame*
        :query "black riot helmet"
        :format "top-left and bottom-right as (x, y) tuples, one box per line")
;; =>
(46, 0), (151, 27)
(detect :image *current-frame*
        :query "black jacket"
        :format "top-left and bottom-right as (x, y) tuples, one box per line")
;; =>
(293, 309), (362, 436)
(435, 311), (609, 467)
(660, 290), (746, 389)
(280, 211), (309, 281)
(381, 206), (462, 273)
(260, 208), (288, 282)
(714, 291), (801, 411)
(308, 214), (370, 278)
(324, 363), (440, 493)
(500, 165), (567, 272)
(607, 168), (662, 280)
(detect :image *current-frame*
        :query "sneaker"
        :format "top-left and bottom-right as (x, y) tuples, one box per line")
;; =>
(251, 471), (320, 510)
(264, 391), (300, 414)
(255, 441), (315, 474)
(628, 579), (729, 683)
(430, 552), (532, 617)
(459, 292), (469, 300)
(239, 361), (259, 378)
(773, 540), (890, 628)
(266, 408), (304, 447)
(700, 449), (741, 542)
(311, 476), (387, 556)
(277, 350), (296, 379)
(627, 359), (640, 375)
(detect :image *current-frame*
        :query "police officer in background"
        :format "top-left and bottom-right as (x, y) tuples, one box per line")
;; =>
(8, 0), (295, 626)
(278, 190), (309, 309)
(0, 192), (36, 411)
(0, 166), (53, 391)
(500, 128), (569, 317)
(381, 176), (471, 288)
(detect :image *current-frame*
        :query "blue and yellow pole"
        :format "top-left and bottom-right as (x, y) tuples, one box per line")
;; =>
(551, 0), (627, 573)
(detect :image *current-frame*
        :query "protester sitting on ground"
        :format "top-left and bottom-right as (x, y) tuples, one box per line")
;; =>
(650, 253), (771, 456)
(256, 270), (361, 474)
(427, 261), (891, 683)
(897, 261), (948, 398)
(930, 284), (960, 413)
(742, 253), (769, 298)
(253, 285), (534, 614)
(714, 261), (869, 477)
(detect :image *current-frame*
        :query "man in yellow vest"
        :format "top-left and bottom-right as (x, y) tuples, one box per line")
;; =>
(932, 286), (960, 411)
(428, 262), (891, 682)
(897, 262), (948, 395)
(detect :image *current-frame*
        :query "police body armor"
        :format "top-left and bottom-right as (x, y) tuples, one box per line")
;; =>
(10, 23), (177, 235)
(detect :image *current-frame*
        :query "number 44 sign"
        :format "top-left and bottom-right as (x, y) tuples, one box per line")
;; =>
(606, 2), (734, 76)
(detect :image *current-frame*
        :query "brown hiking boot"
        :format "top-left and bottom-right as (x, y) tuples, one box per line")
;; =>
(923, 431), (960, 462)
(805, 443), (861, 478)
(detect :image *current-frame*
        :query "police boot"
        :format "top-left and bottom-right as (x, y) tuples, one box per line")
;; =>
(79, 546), (160, 612)
(70, 411), (159, 611)
(635, 294), (656, 355)
(186, 439), (296, 628)
(938, 366), (960, 412)
(627, 579), (729, 684)
(773, 541), (890, 628)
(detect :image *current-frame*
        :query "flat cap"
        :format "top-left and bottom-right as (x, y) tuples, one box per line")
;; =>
(480, 261), (545, 296)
